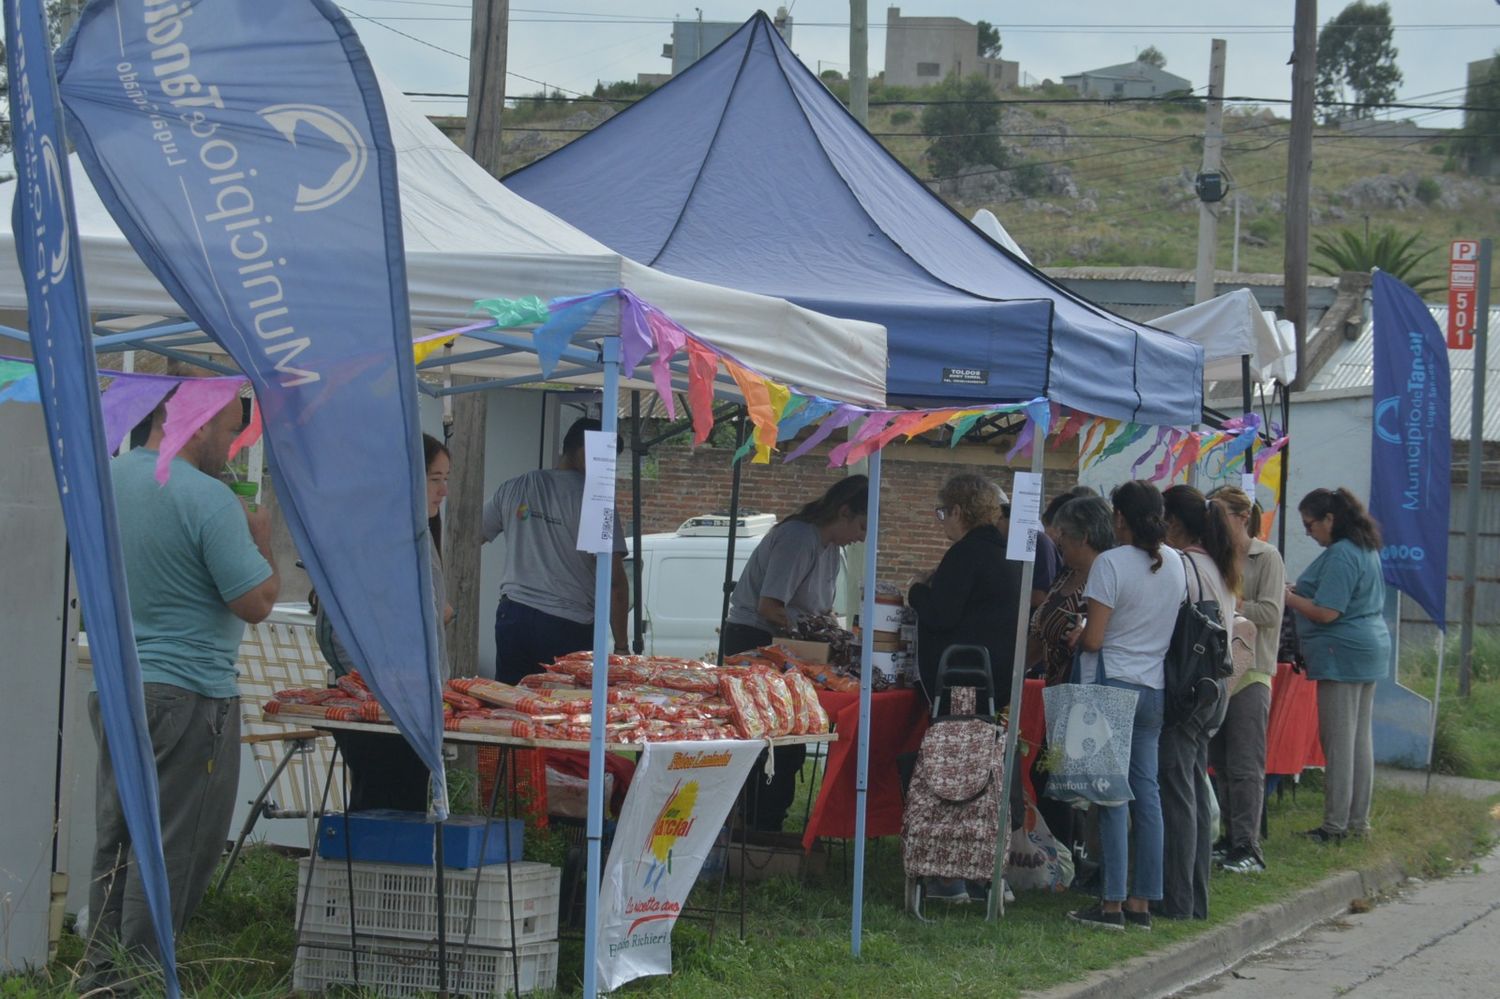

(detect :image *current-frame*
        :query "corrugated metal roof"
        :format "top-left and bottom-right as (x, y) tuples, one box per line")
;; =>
(1043, 266), (1339, 287)
(1303, 305), (1500, 442)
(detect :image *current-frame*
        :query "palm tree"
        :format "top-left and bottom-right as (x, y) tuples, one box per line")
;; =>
(1311, 227), (1443, 295)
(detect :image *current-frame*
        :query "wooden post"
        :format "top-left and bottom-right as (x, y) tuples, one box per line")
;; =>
(1285, 0), (1316, 390)
(1193, 39), (1226, 305)
(464, 0), (509, 170)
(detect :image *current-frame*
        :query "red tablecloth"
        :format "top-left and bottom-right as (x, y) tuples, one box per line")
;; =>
(1265, 661), (1325, 774)
(801, 680), (1050, 850)
(802, 689), (928, 850)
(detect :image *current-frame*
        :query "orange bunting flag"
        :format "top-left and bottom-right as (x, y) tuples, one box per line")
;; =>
(686, 340), (719, 444)
(726, 360), (778, 463)
(899, 408), (963, 441)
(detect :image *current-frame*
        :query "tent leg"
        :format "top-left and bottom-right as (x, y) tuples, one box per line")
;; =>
(582, 337), (621, 999)
(1425, 638), (1447, 793)
(989, 438), (1044, 920)
(715, 409), (748, 666)
(851, 450), (881, 956)
(631, 391), (645, 654)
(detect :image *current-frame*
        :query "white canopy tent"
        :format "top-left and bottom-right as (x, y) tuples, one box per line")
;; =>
(968, 209), (1031, 264)
(0, 76), (887, 405)
(1150, 287), (1297, 388)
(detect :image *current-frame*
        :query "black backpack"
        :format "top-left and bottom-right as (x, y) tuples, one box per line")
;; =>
(1163, 552), (1230, 727)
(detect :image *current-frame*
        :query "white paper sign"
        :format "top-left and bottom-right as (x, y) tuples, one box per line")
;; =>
(576, 430), (618, 554)
(1006, 471), (1044, 563)
(596, 741), (761, 991)
(1241, 471), (1258, 497)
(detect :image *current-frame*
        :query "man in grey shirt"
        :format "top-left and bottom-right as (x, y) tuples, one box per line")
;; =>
(482, 418), (627, 683)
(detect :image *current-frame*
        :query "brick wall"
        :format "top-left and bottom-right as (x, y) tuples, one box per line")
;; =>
(616, 433), (1078, 584)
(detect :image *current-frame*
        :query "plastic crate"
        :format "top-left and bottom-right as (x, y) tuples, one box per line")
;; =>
(293, 930), (558, 997)
(297, 858), (560, 948)
(317, 810), (525, 868)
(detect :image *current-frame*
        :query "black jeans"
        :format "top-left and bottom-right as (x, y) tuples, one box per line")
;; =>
(722, 621), (807, 832)
(494, 596), (596, 685)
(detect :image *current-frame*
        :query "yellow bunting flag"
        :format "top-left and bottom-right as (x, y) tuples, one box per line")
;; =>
(412, 332), (462, 365)
(725, 360), (778, 464)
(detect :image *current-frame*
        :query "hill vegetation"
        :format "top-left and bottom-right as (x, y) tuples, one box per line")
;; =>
(496, 80), (1500, 289)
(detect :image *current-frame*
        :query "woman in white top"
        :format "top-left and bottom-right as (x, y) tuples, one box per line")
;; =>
(1068, 481), (1184, 931)
(1157, 484), (1241, 920)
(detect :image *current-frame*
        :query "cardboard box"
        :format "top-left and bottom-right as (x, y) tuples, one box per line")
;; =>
(726, 832), (828, 882)
(773, 638), (831, 664)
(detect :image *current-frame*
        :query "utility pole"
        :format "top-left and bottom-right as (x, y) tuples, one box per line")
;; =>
(447, 0), (509, 678)
(1194, 38), (1227, 304)
(1285, 0), (1316, 390)
(849, 0), (869, 125)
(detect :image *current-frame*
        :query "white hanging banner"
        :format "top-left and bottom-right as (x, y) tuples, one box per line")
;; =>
(596, 740), (762, 991)
(1006, 471), (1044, 563)
(577, 429), (619, 554)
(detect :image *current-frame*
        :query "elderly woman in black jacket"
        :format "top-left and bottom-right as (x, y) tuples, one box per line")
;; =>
(908, 473), (1024, 711)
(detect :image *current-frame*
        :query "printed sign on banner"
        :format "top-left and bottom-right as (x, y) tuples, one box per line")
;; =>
(1006, 472), (1044, 562)
(1448, 240), (1480, 350)
(578, 429), (619, 554)
(597, 741), (761, 991)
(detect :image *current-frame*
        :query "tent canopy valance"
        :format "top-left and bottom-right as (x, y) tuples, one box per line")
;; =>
(505, 12), (1204, 425)
(0, 73), (886, 410)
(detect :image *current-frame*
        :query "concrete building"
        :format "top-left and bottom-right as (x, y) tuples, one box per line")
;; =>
(884, 6), (1018, 90)
(663, 7), (792, 76)
(1063, 59), (1191, 99)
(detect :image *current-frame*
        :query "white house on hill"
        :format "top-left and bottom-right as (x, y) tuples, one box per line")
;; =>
(1064, 60), (1191, 99)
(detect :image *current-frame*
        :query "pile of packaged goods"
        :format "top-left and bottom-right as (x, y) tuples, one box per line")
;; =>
(263, 655), (834, 744)
(788, 613), (896, 692)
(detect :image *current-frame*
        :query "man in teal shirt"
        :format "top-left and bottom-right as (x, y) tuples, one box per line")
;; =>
(83, 394), (279, 986)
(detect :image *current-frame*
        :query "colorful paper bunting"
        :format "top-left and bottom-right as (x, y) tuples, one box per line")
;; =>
(229, 399), (262, 461)
(0, 370), (41, 403)
(686, 340), (719, 444)
(646, 309), (688, 416)
(155, 378), (246, 484)
(99, 374), (178, 455)
(784, 404), (861, 463)
(474, 295), (551, 330)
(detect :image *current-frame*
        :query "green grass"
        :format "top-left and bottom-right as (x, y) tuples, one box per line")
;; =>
(6, 781), (1494, 999)
(1402, 634), (1500, 779)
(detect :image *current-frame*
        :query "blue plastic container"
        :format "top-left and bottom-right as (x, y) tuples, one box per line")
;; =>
(317, 810), (524, 868)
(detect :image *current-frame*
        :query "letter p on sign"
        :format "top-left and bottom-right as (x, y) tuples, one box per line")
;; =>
(1448, 240), (1481, 350)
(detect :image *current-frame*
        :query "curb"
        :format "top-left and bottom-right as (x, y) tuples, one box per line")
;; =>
(1027, 855), (1408, 999)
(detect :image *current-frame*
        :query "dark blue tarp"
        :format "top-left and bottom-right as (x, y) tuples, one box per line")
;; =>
(506, 12), (1203, 424)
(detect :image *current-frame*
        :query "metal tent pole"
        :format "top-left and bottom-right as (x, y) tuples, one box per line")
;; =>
(851, 449), (881, 955)
(631, 391), (645, 653)
(715, 409), (748, 666)
(989, 438), (1045, 919)
(1425, 637), (1447, 792)
(582, 337), (621, 999)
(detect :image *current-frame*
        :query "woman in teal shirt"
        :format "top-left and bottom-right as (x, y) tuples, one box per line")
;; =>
(1285, 488), (1390, 842)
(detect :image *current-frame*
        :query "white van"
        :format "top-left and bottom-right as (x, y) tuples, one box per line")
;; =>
(626, 513), (852, 659)
(625, 513), (777, 659)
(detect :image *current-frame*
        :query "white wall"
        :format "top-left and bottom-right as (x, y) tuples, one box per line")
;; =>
(0, 401), (71, 970)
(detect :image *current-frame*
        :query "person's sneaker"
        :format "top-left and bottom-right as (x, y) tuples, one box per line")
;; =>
(1302, 827), (1345, 844)
(1068, 903), (1125, 931)
(925, 877), (969, 903)
(1220, 848), (1267, 873)
(1122, 908), (1152, 930)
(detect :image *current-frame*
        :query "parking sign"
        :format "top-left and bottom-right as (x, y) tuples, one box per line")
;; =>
(1448, 240), (1480, 349)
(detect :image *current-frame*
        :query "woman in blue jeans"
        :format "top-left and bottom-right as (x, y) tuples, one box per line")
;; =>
(1068, 481), (1185, 931)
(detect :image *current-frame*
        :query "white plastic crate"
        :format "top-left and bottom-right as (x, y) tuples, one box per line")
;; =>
(293, 931), (558, 997)
(297, 858), (560, 948)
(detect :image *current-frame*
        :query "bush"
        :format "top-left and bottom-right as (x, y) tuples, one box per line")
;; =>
(921, 73), (1007, 177)
(1442, 155), (1460, 173)
(1248, 216), (1280, 242)
(890, 109), (914, 126)
(1428, 142), (1446, 155)
(1012, 161), (1050, 197)
(1414, 176), (1442, 206)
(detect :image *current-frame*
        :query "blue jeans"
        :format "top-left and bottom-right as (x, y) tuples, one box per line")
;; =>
(1098, 680), (1165, 903)
(494, 597), (595, 685)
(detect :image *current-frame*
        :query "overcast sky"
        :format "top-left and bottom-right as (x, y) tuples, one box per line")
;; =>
(340, 0), (1500, 128)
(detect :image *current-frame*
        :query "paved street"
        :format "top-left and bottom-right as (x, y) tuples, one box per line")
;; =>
(1179, 842), (1500, 999)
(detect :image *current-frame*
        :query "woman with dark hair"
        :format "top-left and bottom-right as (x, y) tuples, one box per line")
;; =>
(1030, 495), (1114, 686)
(1286, 487), (1390, 842)
(724, 475), (868, 830)
(908, 473), (1022, 710)
(316, 432), (453, 811)
(1156, 484), (1239, 920)
(1068, 481), (1184, 931)
(1207, 485), (1284, 874)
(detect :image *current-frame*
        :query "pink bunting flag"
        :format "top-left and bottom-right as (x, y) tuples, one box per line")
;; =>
(1052, 410), (1090, 449)
(845, 410), (924, 466)
(155, 378), (245, 484)
(686, 340), (719, 444)
(829, 412), (896, 467)
(648, 310), (689, 417)
(228, 398), (262, 460)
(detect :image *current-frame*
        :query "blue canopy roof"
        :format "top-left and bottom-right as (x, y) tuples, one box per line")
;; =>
(506, 13), (1204, 424)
